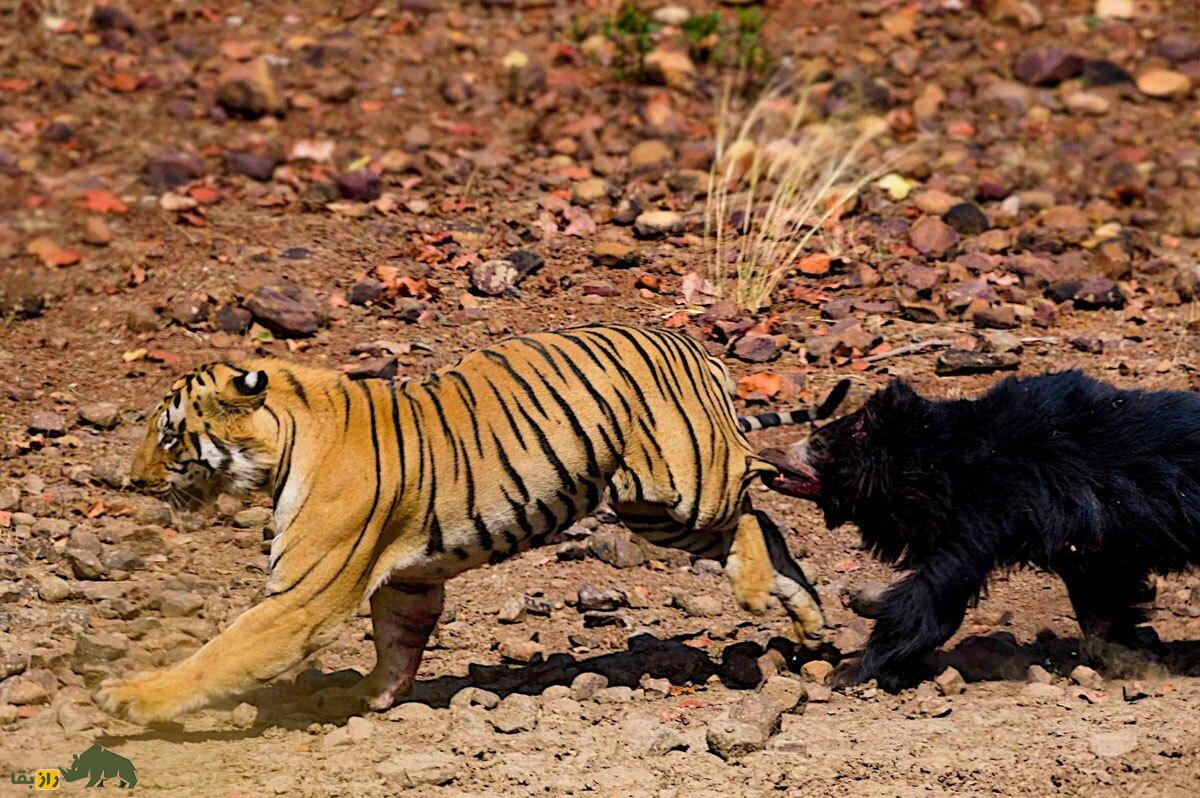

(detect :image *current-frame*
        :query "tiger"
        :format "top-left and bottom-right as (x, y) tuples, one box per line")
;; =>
(98, 323), (848, 723)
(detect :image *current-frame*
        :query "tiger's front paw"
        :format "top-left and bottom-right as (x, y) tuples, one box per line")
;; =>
(96, 672), (194, 724)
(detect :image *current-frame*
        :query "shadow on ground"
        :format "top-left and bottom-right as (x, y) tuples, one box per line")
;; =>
(96, 629), (1200, 745)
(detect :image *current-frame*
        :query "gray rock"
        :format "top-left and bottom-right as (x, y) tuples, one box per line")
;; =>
(672, 592), (723, 618)
(37, 576), (73, 603)
(587, 529), (645, 568)
(231, 702), (258, 728)
(346, 715), (374, 742)
(497, 597), (527, 624)
(56, 700), (103, 733)
(706, 695), (783, 761)
(576, 585), (627, 612)
(246, 285), (318, 337)
(934, 666), (967, 696)
(227, 151), (281, 182)
(633, 210), (684, 239)
(99, 547), (142, 573)
(1014, 46), (1084, 86)
(157, 589), (205, 617)
(471, 259), (522, 297)
(375, 752), (457, 787)
(570, 672), (608, 701)
(647, 726), (687, 755)
(449, 687), (500, 711)
(490, 693), (540, 733)
(73, 631), (129, 664)
(935, 350), (1020, 376)
(594, 686), (635, 704)
(145, 151), (205, 191)
(28, 411), (67, 437)
(65, 549), (107, 580)
(233, 507), (273, 529)
(758, 675), (807, 713)
(1023, 682), (1064, 699)
(335, 170), (382, 202)
(77, 402), (120, 430)
(1070, 665), (1104, 690)
(1090, 729), (1138, 757)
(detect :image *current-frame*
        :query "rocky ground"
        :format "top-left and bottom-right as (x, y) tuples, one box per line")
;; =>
(1, 0), (1199, 795)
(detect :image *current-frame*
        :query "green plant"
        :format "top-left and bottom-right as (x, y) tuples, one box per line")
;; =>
(681, 11), (720, 60)
(730, 8), (770, 76)
(702, 77), (890, 312)
(603, 1), (660, 81)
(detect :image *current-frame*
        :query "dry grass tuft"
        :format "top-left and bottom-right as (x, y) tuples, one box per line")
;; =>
(703, 75), (892, 312)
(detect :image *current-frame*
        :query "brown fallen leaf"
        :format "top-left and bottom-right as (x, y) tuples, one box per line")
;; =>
(26, 236), (81, 267)
(799, 253), (832, 276)
(736, 371), (783, 402)
(681, 272), (717, 306)
(82, 189), (128, 214)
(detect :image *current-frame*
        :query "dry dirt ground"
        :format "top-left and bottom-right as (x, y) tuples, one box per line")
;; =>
(1, 0), (1199, 795)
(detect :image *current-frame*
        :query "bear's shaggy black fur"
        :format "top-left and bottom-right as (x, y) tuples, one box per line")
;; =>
(762, 370), (1200, 691)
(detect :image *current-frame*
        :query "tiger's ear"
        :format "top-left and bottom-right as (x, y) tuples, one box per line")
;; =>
(218, 369), (268, 410)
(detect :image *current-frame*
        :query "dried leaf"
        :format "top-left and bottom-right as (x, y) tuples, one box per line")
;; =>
(798, 253), (832, 276)
(736, 371), (783, 402)
(82, 189), (128, 214)
(289, 139), (335, 163)
(562, 205), (596, 237)
(26, 236), (81, 267)
(680, 272), (717, 306)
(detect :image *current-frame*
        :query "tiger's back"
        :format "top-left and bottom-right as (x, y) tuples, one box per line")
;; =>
(375, 323), (771, 584)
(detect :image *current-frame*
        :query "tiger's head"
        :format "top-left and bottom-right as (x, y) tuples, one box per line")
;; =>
(130, 362), (278, 510)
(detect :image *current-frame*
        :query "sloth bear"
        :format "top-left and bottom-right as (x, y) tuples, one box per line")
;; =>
(762, 370), (1200, 691)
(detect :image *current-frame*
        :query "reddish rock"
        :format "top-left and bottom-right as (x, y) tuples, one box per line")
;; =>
(936, 350), (1020, 375)
(910, 216), (959, 258)
(170, 297), (207, 327)
(581, 280), (620, 298)
(125, 305), (161, 332)
(346, 358), (398, 380)
(732, 334), (780, 363)
(145, 151), (205, 191)
(1071, 277), (1125, 310)
(227, 151), (281, 182)
(29, 411), (67, 436)
(972, 305), (1019, 329)
(1013, 46), (1083, 86)
(590, 241), (640, 269)
(347, 278), (385, 305)
(897, 263), (941, 293)
(335, 170), (382, 202)
(246, 285), (319, 337)
(213, 304), (252, 334)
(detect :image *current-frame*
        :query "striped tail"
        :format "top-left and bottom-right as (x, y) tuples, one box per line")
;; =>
(737, 379), (851, 433)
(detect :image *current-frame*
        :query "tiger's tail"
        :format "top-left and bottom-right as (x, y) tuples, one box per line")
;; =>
(737, 379), (851, 433)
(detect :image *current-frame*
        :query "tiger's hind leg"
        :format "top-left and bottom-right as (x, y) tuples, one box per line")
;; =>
(615, 502), (825, 647)
(351, 580), (444, 711)
(750, 509), (826, 650)
(724, 510), (777, 616)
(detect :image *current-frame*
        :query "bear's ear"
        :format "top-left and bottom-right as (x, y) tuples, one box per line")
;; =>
(862, 380), (924, 429)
